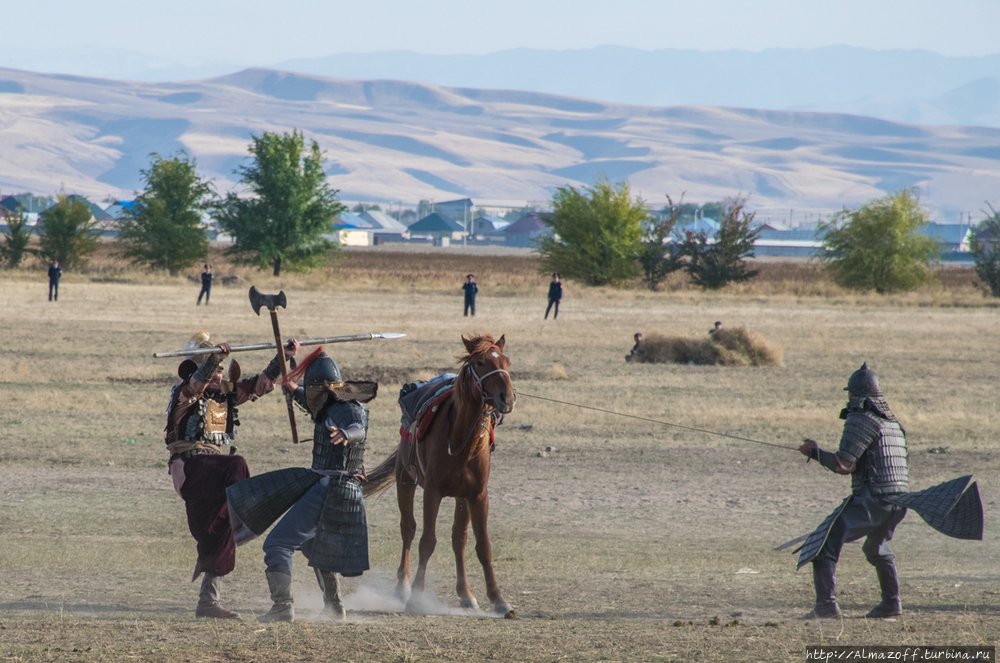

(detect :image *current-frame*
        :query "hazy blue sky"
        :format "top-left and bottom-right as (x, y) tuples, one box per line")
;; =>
(4, 0), (999, 66)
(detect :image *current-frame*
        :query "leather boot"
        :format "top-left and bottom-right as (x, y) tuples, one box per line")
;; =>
(803, 561), (841, 619)
(866, 559), (902, 618)
(315, 568), (346, 621)
(195, 573), (241, 619)
(257, 571), (294, 623)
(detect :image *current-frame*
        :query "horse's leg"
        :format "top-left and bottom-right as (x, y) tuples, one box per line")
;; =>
(468, 491), (512, 614)
(406, 488), (443, 612)
(394, 458), (417, 604)
(452, 497), (478, 610)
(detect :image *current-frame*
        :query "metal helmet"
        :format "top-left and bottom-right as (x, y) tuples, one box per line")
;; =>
(843, 362), (896, 421)
(304, 352), (342, 387)
(845, 362), (880, 398)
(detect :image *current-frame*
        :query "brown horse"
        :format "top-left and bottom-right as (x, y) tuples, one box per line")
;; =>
(365, 333), (516, 614)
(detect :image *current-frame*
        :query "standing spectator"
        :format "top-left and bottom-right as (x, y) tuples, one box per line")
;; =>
(197, 264), (213, 306)
(545, 273), (562, 319)
(462, 274), (478, 317)
(47, 260), (61, 302)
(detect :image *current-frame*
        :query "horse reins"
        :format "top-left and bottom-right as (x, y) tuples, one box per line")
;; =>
(515, 391), (797, 451)
(448, 346), (512, 457)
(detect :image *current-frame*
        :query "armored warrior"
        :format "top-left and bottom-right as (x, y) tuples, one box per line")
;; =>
(228, 348), (377, 623)
(165, 331), (299, 619)
(796, 363), (909, 619)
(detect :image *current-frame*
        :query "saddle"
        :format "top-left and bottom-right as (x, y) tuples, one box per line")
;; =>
(398, 376), (498, 450)
(398, 378), (456, 445)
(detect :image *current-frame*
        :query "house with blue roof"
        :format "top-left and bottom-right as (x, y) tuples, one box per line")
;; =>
(410, 213), (465, 244)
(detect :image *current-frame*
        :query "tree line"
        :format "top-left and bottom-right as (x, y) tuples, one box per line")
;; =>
(534, 178), (1000, 296)
(3, 131), (1000, 296)
(0, 130), (344, 277)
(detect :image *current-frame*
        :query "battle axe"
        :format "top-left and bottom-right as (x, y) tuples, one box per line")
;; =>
(249, 286), (299, 444)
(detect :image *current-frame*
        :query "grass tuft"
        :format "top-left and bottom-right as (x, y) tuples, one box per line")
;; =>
(636, 327), (783, 367)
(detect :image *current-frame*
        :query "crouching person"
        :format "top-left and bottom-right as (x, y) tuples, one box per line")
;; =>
(257, 349), (378, 622)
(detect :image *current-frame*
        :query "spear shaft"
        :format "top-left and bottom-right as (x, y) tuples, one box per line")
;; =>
(152, 333), (406, 358)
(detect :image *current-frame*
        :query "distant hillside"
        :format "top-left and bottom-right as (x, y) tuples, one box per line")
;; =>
(0, 66), (998, 221)
(276, 46), (1000, 127)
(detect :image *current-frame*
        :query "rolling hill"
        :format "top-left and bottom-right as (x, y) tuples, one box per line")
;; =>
(0, 66), (998, 220)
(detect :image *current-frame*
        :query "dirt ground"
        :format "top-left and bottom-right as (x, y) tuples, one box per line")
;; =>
(1, 273), (998, 662)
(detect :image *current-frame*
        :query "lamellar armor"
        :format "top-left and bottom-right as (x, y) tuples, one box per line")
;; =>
(838, 410), (908, 495)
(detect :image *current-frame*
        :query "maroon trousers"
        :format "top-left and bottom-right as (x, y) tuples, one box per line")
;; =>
(179, 454), (250, 577)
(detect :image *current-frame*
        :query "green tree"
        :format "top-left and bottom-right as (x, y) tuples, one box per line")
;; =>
(535, 177), (647, 286)
(638, 194), (684, 290)
(968, 203), (1000, 297)
(678, 197), (761, 290)
(115, 152), (214, 276)
(36, 195), (101, 268)
(0, 205), (34, 268)
(819, 189), (940, 294)
(215, 130), (345, 276)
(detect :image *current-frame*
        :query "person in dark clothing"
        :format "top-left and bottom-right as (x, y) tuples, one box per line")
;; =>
(48, 260), (61, 301)
(796, 363), (907, 619)
(709, 321), (722, 335)
(625, 332), (644, 362)
(462, 274), (478, 317)
(197, 264), (213, 305)
(544, 273), (562, 319)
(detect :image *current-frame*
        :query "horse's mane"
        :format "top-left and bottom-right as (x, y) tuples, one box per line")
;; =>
(454, 333), (496, 407)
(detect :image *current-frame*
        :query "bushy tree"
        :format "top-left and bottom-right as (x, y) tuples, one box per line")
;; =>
(0, 205), (34, 268)
(678, 197), (761, 289)
(36, 195), (101, 268)
(819, 189), (940, 294)
(638, 194), (684, 290)
(969, 203), (1000, 297)
(115, 152), (213, 276)
(535, 177), (647, 286)
(215, 130), (346, 276)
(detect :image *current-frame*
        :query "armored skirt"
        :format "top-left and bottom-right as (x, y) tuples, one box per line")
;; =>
(178, 453), (250, 577)
(227, 467), (370, 577)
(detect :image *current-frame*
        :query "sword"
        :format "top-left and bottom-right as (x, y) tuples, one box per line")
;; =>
(152, 333), (406, 358)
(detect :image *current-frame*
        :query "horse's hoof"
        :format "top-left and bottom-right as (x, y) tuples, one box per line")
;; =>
(394, 585), (411, 605)
(459, 596), (479, 610)
(405, 591), (433, 614)
(495, 602), (514, 616)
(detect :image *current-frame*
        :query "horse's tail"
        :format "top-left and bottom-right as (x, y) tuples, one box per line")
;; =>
(363, 444), (400, 497)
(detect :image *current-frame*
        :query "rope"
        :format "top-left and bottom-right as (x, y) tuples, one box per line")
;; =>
(516, 391), (797, 451)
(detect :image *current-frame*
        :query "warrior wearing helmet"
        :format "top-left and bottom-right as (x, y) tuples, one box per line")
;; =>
(797, 363), (908, 619)
(247, 348), (378, 623)
(165, 331), (299, 619)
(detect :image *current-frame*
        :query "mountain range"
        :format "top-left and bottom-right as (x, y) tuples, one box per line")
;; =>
(0, 65), (998, 222)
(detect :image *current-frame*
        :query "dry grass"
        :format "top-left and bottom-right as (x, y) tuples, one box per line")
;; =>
(5, 242), (991, 306)
(1, 258), (999, 662)
(638, 327), (783, 367)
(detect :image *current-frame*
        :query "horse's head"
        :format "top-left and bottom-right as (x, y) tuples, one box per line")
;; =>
(461, 333), (515, 414)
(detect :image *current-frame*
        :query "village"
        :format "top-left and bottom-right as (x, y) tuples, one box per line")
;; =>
(0, 191), (979, 260)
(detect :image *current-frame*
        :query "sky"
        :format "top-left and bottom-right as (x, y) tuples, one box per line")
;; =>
(2, 0), (999, 72)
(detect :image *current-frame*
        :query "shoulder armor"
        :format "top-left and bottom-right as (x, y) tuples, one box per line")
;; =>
(838, 411), (881, 462)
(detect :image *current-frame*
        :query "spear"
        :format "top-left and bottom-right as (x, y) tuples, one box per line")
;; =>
(152, 333), (406, 358)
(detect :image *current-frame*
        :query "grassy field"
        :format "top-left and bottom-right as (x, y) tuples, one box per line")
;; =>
(1, 252), (998, 662)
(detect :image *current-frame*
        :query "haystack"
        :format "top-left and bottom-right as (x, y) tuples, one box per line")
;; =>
(634, 327), (782, 367)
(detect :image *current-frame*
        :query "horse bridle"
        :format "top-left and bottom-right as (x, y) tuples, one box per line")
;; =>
(466, 345), (515, 409)
(448, 346), (514, 456)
